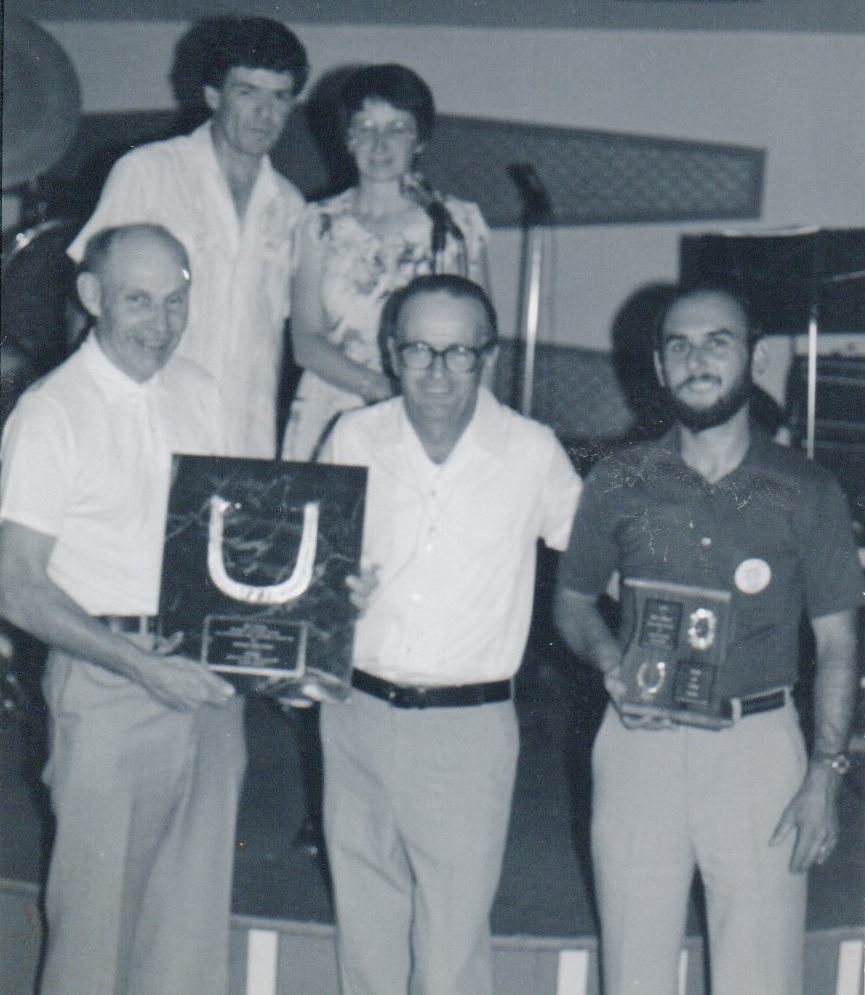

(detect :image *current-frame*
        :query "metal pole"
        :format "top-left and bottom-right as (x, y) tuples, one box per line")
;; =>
(806, 302), (818, 460)
(508, 163), (553, 418)
(521, 227), (543, 417)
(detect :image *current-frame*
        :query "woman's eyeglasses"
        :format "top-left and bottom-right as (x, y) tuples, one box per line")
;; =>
(349, 120), (418, 144)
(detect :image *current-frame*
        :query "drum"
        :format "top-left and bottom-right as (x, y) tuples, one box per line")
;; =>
(2, 217), (80, 362)
(1, 217), (81, 428)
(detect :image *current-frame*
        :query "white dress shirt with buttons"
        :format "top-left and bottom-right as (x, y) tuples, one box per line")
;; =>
(68, 122), (305, 458)
(322, 388), (582, 686)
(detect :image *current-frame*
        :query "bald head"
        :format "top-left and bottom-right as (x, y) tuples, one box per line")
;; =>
(81, 224), (190, 281)
(77, 224), (192, 383)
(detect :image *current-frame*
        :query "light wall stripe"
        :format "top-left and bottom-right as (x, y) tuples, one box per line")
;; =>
(246, 928), (279, 995)
(556, 949), (590, 995)
(836, 939), (864, 995)
(678, 949), (689, 995)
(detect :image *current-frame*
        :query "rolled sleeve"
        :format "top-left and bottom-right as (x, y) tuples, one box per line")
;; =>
(539, 437), (582, 552)
(557, 464), (619, 596)
(802, 475), (864, 619)
(1, 393), (74, 537)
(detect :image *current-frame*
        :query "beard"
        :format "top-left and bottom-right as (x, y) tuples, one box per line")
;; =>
(666, 367), (753, 432)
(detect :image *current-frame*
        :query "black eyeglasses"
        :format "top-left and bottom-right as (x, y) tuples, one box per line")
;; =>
(394, 340), (495, 373)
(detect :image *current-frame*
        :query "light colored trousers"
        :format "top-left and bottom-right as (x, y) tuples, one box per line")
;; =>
(591, 701), (808, 995)
(321, 691), (519, 995)
(39, 650), (247, 995)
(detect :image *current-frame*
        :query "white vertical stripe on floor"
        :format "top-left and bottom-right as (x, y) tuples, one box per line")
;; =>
(836, 939), (864, 995)
(556, 949), (589, 995)
(246, 928), (279, 995)
(677, 949), (689, 995)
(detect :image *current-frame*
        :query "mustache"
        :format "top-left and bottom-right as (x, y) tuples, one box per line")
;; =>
(678, 374), (721, 388)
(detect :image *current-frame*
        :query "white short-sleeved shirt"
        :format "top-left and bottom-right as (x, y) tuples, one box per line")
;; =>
(322, 388), (582, 685)
(0, 334), (227, 615)
(68, 122), (305, 459)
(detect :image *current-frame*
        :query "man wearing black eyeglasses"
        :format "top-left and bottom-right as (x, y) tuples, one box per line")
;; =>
(316, 273), (582, 995)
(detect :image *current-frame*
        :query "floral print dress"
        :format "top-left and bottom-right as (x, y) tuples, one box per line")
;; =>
(281, 188), (489, 460)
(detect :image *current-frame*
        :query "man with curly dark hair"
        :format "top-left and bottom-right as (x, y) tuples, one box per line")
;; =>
(69, 18), (309, 458)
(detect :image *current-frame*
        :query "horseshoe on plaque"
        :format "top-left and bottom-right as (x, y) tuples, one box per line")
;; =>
(207, 496), (319, 604)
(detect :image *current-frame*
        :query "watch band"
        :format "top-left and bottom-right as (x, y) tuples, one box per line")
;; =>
(812, 752), (851, 776)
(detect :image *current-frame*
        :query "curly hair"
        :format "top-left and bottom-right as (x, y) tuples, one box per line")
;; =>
(171, 17), (309, 102)
(337, 64), (436, 144)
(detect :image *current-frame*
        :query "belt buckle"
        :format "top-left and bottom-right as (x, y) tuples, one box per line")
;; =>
(103, 615), (155, 637)
(131, 615), (155, 637)
(385, 683), (419, 708)
(388, 684), (430, 709)
(722, 697), (743, 722)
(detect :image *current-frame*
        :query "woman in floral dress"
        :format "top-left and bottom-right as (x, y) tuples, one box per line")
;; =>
(281, 63), (490, 460)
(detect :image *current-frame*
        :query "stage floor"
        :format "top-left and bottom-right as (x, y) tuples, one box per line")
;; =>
(2, 650), (863, 945)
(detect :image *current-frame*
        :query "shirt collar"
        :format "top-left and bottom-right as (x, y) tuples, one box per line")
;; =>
(197, 120), (280, 202)
(191, 121), (224, 180)
(385, 386), (503, 474)
(468, 387), (507, 460)
(652, 422), (775, 484)
(79, 332), (163, 398)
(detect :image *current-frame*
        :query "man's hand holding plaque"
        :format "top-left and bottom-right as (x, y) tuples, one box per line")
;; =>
(266, 563), (380, 708)
(603, 662), (675, 730)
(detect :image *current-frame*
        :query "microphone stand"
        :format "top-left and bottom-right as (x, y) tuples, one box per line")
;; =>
(428, 202), (451, 275)
(508, 163), (553, 416)
(402, 174), (467, 276)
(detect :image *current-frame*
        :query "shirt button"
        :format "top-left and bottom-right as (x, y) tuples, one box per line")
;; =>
(700, 537), (712, 547)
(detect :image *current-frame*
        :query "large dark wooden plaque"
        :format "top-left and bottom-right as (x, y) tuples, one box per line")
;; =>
(159, 456), (366, 702)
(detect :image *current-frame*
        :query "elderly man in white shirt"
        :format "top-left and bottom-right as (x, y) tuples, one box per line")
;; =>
(319, 274), (582, 995)
(68, 17), (309, 458)
(0, 224), (242, 995)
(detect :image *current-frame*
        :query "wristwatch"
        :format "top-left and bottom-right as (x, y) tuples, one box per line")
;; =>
(813, 752), (851, 776)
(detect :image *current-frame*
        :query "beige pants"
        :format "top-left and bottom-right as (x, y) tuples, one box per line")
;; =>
(591, 701), (808, 995)
(321, 690), (519, 995)
(39, 651), (246, 995)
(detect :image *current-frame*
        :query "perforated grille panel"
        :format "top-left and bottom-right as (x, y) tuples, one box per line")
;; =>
(494, 341), (635, 444)
(422, 117), (765, 227)
(54, 109), (765, 230)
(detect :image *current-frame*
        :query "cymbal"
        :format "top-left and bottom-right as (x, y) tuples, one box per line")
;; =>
(2, 16), (81, 189)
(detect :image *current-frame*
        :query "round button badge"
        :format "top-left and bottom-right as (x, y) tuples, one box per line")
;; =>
(734, 558), (772, 594)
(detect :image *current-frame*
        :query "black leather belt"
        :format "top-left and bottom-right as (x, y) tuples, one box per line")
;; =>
(97, 615), (157, 635)
(722, 688), (788, 720)
(351, 669), (511, 709)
